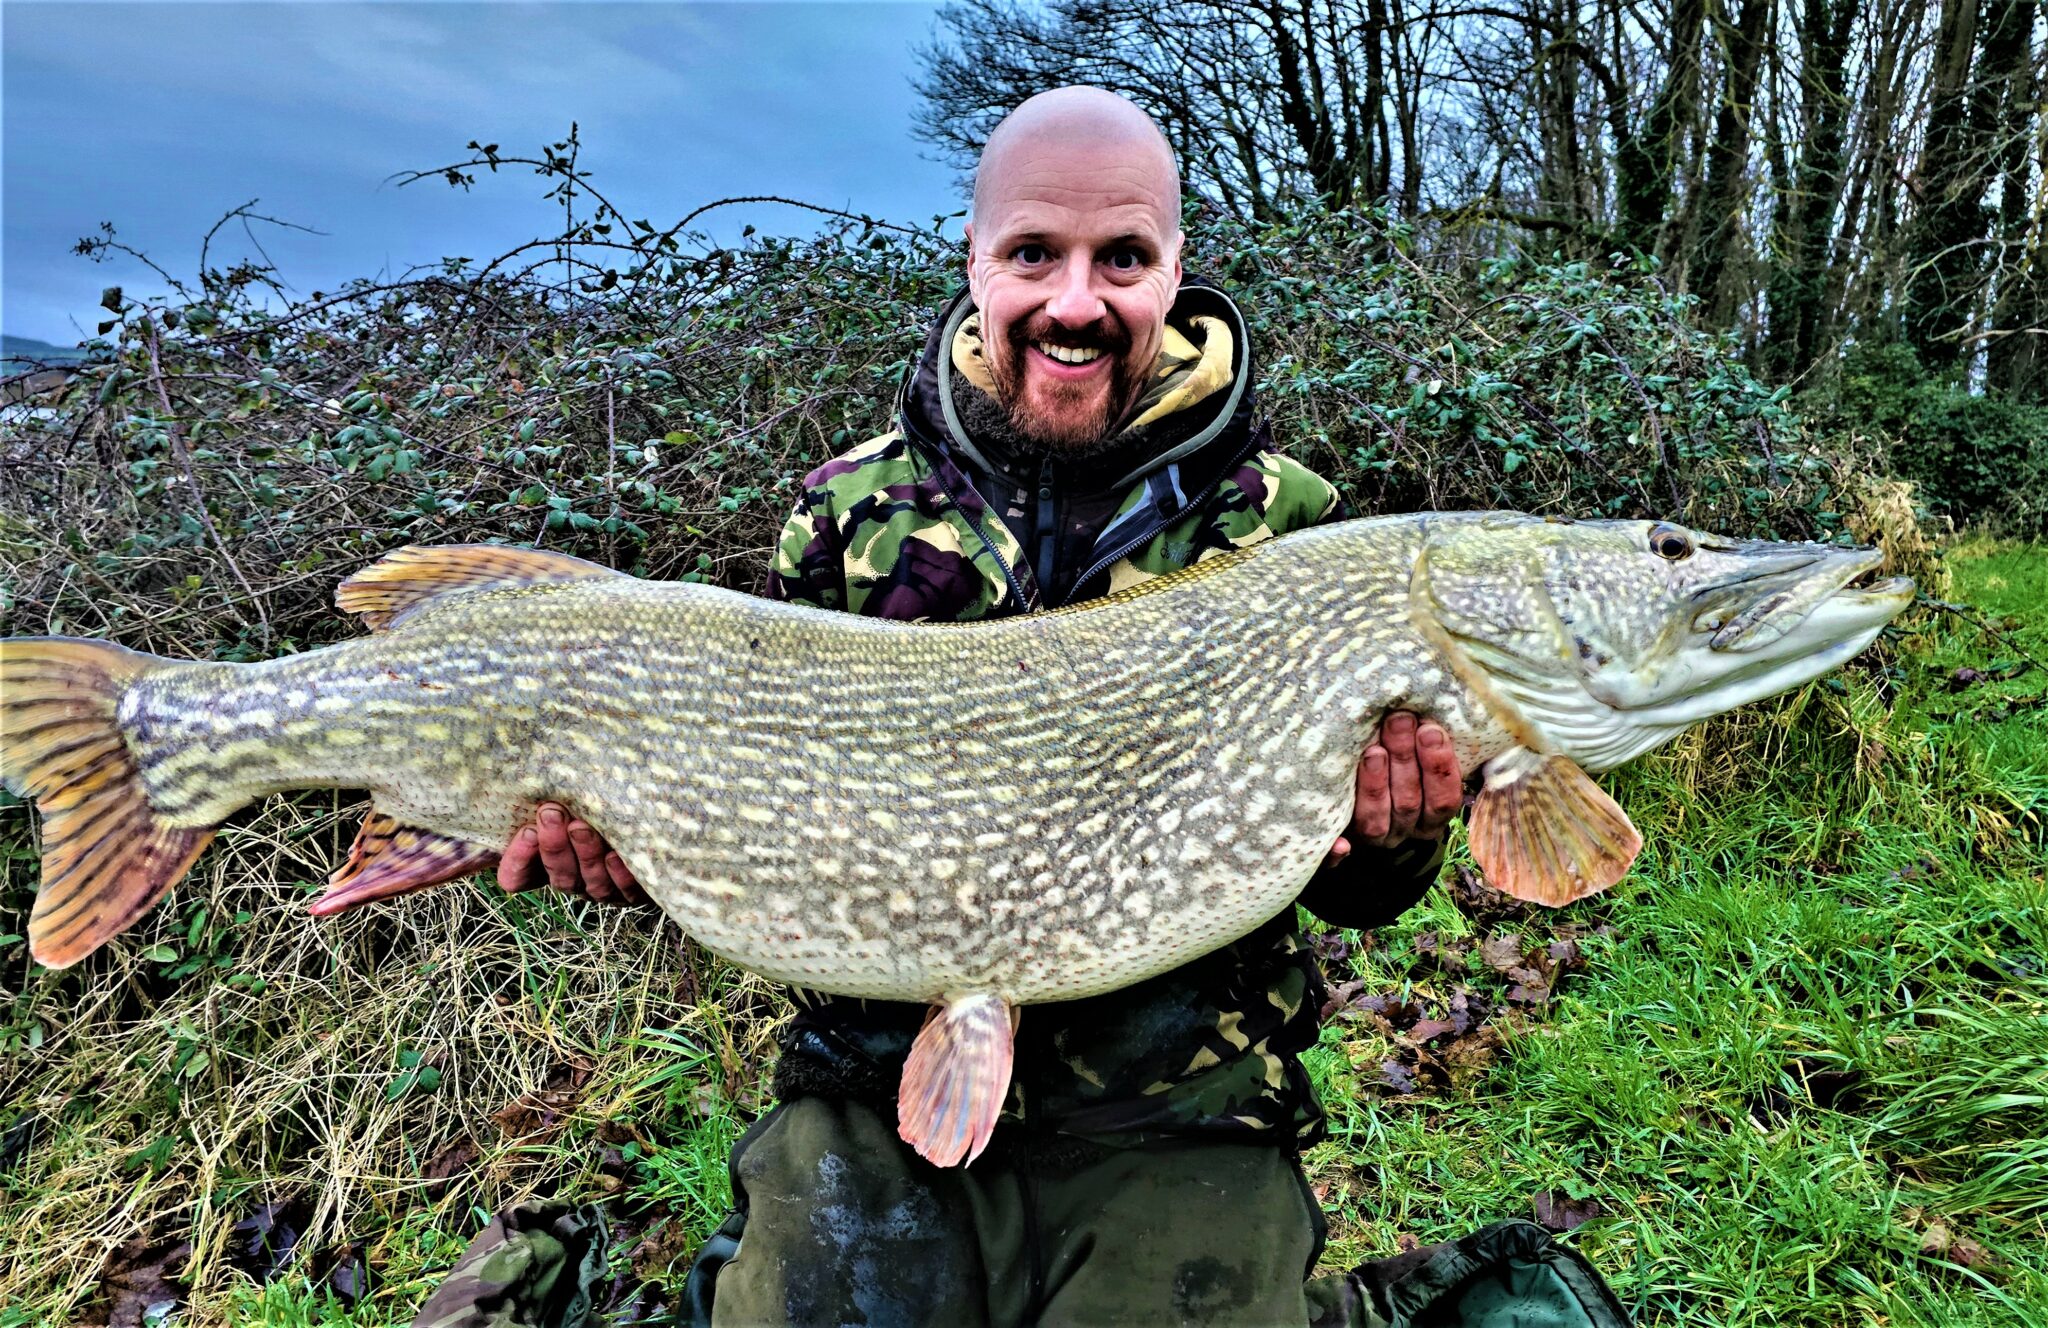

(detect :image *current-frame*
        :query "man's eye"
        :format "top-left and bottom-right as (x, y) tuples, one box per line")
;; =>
(1106, 249), (1144, 272)
(1014, 244), (1049, 265)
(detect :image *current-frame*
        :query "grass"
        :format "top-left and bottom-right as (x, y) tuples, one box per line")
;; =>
(2, 540), (2042, 1325)
(1302, 538), (2048, 1325)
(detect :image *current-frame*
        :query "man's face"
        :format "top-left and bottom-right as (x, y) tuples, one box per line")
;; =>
(966, 137), (1183, 454)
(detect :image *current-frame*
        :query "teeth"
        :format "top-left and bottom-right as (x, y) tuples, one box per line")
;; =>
(1035, 342), (1102, 365)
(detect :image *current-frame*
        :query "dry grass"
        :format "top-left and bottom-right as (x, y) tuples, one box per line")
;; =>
(0, 793), (785, 1322)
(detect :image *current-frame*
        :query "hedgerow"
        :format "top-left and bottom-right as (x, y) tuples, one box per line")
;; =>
(2, 147), (1884, 660)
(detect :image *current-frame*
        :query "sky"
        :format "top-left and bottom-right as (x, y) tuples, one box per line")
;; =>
(2, 1), (962, 345)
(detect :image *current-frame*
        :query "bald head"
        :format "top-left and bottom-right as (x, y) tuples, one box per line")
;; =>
(963, 86), (1187, 454)
(973, 87), (1180, 235)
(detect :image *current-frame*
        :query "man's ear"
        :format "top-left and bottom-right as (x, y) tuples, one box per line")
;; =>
(1167, 228), (1185, 288)
(964, 221), (984, 306)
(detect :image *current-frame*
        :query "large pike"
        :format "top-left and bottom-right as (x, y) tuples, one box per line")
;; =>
(2, 513), (1910, 1163)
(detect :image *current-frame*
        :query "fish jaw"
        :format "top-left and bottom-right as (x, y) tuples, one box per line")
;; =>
(1583, 542), (1914, 730)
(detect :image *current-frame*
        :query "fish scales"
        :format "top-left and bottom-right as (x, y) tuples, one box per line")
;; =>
(3, 511), (1912, 1164)
(114, 518), (1468, 1002)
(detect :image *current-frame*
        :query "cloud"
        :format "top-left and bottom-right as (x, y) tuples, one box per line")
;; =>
(3, 2), (959, 341)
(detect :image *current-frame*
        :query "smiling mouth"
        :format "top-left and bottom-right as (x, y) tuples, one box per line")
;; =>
(1032, 341), (1105, 367)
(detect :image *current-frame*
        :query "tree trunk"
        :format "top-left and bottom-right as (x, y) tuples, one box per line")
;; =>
(1902, 0), (1991, 370)
(1765, 0), (1861, 379)
(1985, 0), (2043, 398)
(1617, 0), (1708, 254)
(1690, 0), (1774, 321)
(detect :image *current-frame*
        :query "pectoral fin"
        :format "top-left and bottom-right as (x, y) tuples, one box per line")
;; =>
(1469, 746), (1641, 906)
(309, 810), (499, 916)
(898, 993), (1016, 1167)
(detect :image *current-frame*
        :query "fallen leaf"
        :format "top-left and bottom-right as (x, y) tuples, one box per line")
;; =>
(1433, 1022), (1506, 1087)
(1445, 990), (1490, 1034)
(423, 1137), (480, 1198)
(1449, 865), (1540, 925)
(1531, 1191), (1604, 1232)
(1379, 1060), (1418, 1094)
(1504, 962), (1555, 1005)
(1918, 1219), (1998, 1271)
(1479, 932), (1527, 974)
(227, 1201), (306, 1284)
(1312, 931), (1356, 968)
(493, 1058), (594, 1141)
(81, 1236), (190, 1328)
(1320, 978), (1368, 1021)
(325, 1245), (368, 1306)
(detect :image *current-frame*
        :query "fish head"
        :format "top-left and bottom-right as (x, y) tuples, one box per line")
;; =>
(1419, 515), (1914, 769)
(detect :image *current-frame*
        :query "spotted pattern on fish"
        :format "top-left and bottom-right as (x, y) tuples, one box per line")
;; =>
(5, 511), (1912, 1003)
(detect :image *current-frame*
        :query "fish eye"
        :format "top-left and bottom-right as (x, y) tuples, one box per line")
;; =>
(1649, 523), (1695, 561)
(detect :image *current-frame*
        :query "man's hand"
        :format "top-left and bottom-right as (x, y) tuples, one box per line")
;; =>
(1324, 712), (1462, 866)
(499, 802), (651, 907)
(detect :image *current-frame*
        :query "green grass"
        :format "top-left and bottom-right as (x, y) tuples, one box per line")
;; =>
(3, 542), (2042, 1325)
(1302, 540), (2048, 1325)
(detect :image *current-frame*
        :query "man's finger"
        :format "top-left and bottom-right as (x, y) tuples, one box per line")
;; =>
(497, 827), (543, 894)
(605, 852), (650, 907)
(1380, 711), (1418, 761)
(535, 803), (581, 892)
(1417, 723), (1462, 831)
(1322, 835), (1353, 870)
(1384, 717), (1422, 843)
(568, 821), (626, 905)
(568, 820), (608, 881)
(1354, 748), (1392, 842)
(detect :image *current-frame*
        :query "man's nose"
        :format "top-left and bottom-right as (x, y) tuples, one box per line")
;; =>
(1044, 254), (1107, 328)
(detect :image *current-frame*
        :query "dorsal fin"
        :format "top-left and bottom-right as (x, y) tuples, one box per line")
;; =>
(336, 545), (624, 631)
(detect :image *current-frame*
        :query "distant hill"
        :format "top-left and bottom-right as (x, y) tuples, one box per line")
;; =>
(2, 335), (88, 375)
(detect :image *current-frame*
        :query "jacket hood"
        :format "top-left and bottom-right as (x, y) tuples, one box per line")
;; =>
(899, 278), (1260, 494)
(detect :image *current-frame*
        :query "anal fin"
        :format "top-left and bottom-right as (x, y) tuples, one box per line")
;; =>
(898, 993), (1016, 1167)
(308, 810), (499, 916)
(1469, 746), (1642, 906)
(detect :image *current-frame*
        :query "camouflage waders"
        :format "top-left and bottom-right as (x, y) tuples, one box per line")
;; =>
(692, 1095), (1326, 1326)
(404, 1123), (1631, 1327)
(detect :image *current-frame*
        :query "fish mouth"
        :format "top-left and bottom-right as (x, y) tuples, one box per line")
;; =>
(1618, 544), (1913, 726)
(1702, 546), (1912, 653)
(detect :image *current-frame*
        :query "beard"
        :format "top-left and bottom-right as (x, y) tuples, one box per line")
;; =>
(986, 314), (1148, 457)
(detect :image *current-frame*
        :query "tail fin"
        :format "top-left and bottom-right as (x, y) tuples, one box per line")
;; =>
(0, 638), (215, 969)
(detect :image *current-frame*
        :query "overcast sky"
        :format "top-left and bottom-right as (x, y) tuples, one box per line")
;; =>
(3, 1), (961, 345)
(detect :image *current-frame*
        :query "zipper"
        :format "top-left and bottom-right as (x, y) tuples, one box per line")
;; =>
(1064, 425), (1270, 601)
(1032, 456), (1059, 601)
(914, 427), (1038, 613)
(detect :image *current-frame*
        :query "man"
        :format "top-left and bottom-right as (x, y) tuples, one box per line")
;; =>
(475, 88), (1622, 1328)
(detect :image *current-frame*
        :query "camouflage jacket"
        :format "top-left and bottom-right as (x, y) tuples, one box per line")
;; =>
(767, 281), (1445, 1148)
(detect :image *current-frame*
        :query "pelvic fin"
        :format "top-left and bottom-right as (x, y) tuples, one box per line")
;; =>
(898, 992), (1017, 1167)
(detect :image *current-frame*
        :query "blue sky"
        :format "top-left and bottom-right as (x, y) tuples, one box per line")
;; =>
(3, 1), (961, 344)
